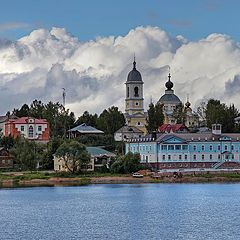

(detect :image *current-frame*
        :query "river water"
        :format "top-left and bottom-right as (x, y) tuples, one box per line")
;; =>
(0, 184), (240, 240)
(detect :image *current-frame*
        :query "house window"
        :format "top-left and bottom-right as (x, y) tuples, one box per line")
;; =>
(168, 155), (171, 160)
(210, 145), (213, 151)
(168, 145), (174, 150)
(193, 155), (196, 160)
(162, 155), (165, 160)
(202, 154), (205, 160)
(182, 145), (188, 150)
(193, 145), (196, 151)
(38, 126), (42, 131)
(20, 126), (24, 131)
(28, 126), (34, 138)
(176, 145), (181, 150)
(162, 145), (167, 150)
(201, 145), (205, 151)
(184, 155), (187, 160)
(210, 154), (212, 160)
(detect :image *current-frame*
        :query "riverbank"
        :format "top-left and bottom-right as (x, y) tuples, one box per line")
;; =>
(1, 171), (240, 188)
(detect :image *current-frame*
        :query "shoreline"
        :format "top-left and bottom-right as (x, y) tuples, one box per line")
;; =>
(2, 175), (240, 188)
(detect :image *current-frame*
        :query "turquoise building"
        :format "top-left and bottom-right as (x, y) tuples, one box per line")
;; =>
(125, 124), (240, 169)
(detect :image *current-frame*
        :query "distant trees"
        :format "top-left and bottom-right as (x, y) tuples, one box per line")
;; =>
(10, 139), (45, 170)
(12, 100), (76, 137)
(173, 103), (187, 124)
(110, 152), (142, 174)
(146, 103), (164, 133)
(198, 99), (239, 132)
(55, 141), (90, 174)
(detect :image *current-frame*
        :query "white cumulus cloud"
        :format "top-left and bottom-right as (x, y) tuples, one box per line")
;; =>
(0, 26), (240, 117)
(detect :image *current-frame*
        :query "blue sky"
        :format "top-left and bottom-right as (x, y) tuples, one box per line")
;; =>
(0, 0), (239, 41)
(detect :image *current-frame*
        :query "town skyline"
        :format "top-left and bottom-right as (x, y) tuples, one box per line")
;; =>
(0, 1), (240, 117)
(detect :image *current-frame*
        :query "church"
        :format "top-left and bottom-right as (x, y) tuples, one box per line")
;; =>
(122, 58), (198, 137)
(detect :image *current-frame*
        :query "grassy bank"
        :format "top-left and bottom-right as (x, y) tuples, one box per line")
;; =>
(1, 171), (240, 188)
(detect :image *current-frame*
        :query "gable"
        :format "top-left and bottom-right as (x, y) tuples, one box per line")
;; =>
(161, 135), (186, 144)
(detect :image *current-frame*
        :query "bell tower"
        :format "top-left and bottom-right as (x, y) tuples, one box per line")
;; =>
(125, 57), (146, 134)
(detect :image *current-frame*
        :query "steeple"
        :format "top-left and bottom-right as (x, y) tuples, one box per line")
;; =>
(133, 53), (136, 69)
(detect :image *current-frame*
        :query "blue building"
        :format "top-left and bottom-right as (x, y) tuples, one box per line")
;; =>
(125, 124), (240, 169)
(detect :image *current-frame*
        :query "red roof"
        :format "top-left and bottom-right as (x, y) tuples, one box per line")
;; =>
(7, 117), (48, 124)
(159, 124), (189, 133)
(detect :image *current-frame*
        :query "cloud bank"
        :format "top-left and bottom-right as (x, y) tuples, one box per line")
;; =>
(0, 26), (240, 117)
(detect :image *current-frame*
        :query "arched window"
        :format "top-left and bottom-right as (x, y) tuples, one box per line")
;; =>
(127, 87), (129, 98)
(28, 126), (33, 138)
(134, 87), (139, 97)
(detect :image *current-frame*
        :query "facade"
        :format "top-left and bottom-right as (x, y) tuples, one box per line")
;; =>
(68, 123), (104, 138)
(125, 124), (240, 169)
(114, 125), (144, 141)
(0, 115), (18, 135)
(54, 147), (115, 172)
(0, 148), (13, 169)
(125, 59), (147, 134)
(4, 117), (50, 142)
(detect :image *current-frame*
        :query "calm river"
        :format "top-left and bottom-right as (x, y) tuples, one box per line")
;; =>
(0, 184), (240, 240)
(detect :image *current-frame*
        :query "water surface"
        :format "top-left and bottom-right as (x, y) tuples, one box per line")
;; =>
(0, 184), (239, 240)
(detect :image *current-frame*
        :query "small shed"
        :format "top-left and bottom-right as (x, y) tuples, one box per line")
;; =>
(0, 148), (14, 169)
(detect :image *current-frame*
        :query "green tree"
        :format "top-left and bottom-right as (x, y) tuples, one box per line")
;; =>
(97, 106), (125, 135)
(110, 152), (142, 174)
(55, 141), (90, 174)
(10, 139), (44, 170)
(146, 103), (164, 133)
(173, 103), (187, 124)
(75, 111), (98, 127)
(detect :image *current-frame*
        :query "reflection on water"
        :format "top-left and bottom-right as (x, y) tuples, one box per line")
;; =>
(0, 184), (240, 240)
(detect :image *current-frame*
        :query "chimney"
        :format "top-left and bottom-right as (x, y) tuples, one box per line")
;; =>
(151, 131), (157, 140)
(212, 124), (222, 135)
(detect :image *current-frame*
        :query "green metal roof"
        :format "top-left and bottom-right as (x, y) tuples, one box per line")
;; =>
(86, 147), (115, 157)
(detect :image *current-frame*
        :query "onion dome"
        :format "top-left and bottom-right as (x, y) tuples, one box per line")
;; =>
(165, 73), (173, 90)
(158, 72), (181, 104)
(185, 100), (191, 108)
(127, 59), (142, 82)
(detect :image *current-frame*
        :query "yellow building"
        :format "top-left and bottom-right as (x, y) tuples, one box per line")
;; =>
(125, 59), (147, 134)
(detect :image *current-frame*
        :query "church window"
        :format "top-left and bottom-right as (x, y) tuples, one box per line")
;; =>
(218, 145), (221, 151)
(179, 155), (182, 160)
(225, 145), (228, 151)
(137, 122), (141, 126)
(162, 155), (165, 160)
(28, 126), (33, 138)
(168, 155), (171, 160)
(127, 87), (129, 98)
(182, 145), (188, 150)
(168, 145), (174, 150)
(210, 154), (212, 160)
(134, 87), (139, 97)
(202, 154), (204, 160)
(218, 154), (221, 160)
(135, 102), (139, 106)
(193, 145), (196, 151)
(184, 155), (187, 160)
(231, 145), (234, 151)
(193, 155), (196, 160)
(20, 126), (24, 131)
(201, 145), (205, 151)
(209, 145), (213, 151)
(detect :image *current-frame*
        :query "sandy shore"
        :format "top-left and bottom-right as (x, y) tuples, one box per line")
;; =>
(1, 175), (240, 188)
